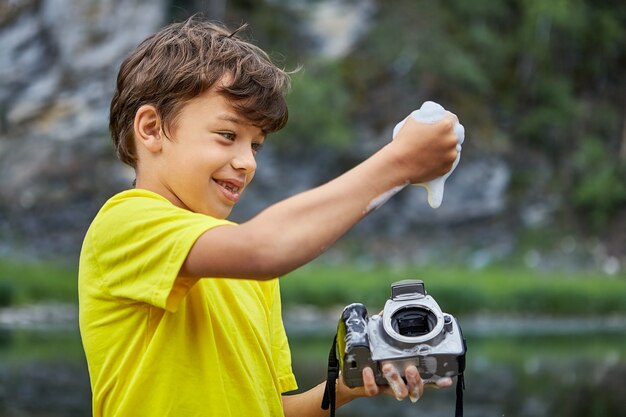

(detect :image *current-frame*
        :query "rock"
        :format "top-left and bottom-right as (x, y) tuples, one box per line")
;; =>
(0, 0), (165, 257)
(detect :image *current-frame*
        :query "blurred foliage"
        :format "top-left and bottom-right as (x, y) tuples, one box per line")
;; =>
(345, 0), (625, 231)
(0, 259), (77, 305)
(549, 363), (626, 417)
(170, 0), (312, 67)
(0, 329), (85, 363)
(573, 136), (626, 228)
(167, 0), (626, 234)
(3, 256), (626, 317)
(274, 61), (353, 150)
(281, 263), (626, 316)
(0, 281), (14, 307)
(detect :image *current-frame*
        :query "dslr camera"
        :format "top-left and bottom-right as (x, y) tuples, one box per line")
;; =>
(336, 279), (466, 387)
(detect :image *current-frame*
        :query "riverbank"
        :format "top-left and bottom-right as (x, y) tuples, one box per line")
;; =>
(2, 303), (626, 339)
(0, 303), (77, 331)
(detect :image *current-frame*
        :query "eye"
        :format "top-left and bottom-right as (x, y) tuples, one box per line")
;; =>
(218, 131), (235, 141)
(251, 142), (264, 153)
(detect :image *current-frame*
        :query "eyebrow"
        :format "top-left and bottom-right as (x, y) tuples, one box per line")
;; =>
(216, 113), (244, 124)
(216, 113), (267, 138)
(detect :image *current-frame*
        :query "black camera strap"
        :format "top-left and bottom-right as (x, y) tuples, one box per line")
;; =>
(321, 335), (339, 417)
(455, 372), (465, 417)
(321, 334), (467, 417)
(455, 337), (467, 417)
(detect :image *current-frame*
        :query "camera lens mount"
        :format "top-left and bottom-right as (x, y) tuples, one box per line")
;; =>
(383, 304), (444, 346)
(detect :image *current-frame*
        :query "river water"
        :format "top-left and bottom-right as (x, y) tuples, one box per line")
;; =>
(0, 313), (625, 417)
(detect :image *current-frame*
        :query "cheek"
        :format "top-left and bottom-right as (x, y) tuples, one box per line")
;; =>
(246, 172), (254, 187)
(246, 170), (256, 185)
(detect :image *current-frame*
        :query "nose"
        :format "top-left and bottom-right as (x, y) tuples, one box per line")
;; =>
(231, 143), (257, 174)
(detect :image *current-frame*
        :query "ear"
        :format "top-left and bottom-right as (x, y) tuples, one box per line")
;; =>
(133, 105), (163, 154)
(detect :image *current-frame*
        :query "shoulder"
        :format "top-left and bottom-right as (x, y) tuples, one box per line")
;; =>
(101, 188), (176, 213)
(87, 188), (233, 249)
(97, 188), (220, 225)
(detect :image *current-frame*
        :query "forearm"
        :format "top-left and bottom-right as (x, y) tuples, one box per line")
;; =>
(243, 145), (407, 274)
(282, 381), (359, 417)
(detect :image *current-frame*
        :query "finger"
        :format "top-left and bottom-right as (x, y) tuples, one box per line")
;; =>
(425, 377), (454, 389)
(445, 110), (459, 125)
(382, 363), (407, 401)
(436, 377), (454, 388)
(362, 367), (379, 397)
(444, 111), (464, 147)
(404, 365), (424, 403)
(454, 122), (465, 146)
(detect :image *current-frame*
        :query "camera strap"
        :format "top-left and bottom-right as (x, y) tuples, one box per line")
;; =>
(455, 372), (465, 417)
(321, 335), (339, 417)
(455, 337), (467, 417)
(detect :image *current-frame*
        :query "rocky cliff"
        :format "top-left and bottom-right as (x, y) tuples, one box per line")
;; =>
(0, 0), (166, 256)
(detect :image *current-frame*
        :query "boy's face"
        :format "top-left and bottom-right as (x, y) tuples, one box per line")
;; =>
(143, 88), (265, 219)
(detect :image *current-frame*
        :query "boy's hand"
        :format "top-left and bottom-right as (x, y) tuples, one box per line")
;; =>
(337, 365), (453, 404)
(388, 111), (460, 185)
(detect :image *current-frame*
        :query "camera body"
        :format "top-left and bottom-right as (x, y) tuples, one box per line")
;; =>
(337, 279), (466, 387)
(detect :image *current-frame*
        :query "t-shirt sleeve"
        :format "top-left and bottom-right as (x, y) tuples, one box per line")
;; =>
(90, 194), (231, 312)
(269, 280), (298, 393)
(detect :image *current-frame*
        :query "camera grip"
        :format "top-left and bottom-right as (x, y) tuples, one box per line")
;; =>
(339, 303), (369, 349)
(337, 303), (375, 387)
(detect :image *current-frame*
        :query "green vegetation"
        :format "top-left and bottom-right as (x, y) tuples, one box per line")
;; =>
(0, 258), (77, 307)
(0, 329), (85, 363)
(348, 0), (626, 232)
(274, 62), (353, 151)
(2, 257), (625, 318)
(213, 0), (626, 237)
(281, 262), (626, 316)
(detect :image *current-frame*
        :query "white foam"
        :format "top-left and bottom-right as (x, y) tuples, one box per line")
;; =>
(392, 101), (465, 208)
(365, 183), (407, 213)
(381, 362), (405, 401)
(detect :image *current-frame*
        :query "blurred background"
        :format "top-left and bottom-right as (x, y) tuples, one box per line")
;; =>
(0, 0), (625, 416)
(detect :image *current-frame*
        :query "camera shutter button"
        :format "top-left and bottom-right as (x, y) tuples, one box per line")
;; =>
(444, 315), (453, 332)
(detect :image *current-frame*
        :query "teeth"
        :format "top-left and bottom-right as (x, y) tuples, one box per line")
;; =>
(218, 181), (239, 193)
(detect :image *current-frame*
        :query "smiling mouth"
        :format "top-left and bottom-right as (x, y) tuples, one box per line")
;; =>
(216, 180), (240, 193)
(214, 179), (242, 202)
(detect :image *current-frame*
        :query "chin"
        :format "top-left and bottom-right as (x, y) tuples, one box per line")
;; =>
(204, 206), (233, 220)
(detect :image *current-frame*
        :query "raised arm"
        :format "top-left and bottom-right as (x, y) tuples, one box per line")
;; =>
(180, 114), (459, 279)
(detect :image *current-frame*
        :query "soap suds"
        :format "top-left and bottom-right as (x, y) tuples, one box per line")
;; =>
(392, 101), (465, 209)
(409, 380), (422, 403)
(382, 363), (405, 401)
(365, 183), (407, 213)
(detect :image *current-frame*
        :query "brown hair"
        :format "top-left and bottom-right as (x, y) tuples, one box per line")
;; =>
(109, 16), (291, 167)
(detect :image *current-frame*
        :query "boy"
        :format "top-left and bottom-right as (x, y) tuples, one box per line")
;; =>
(79, 16), (458, 417)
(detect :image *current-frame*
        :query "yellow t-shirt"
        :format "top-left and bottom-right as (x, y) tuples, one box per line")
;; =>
(79, 189), (297, 417)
